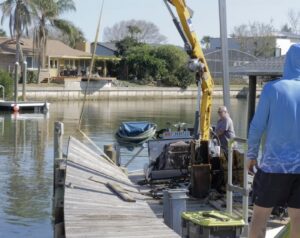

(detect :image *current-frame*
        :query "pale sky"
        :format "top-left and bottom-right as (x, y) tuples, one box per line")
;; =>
(2, 0), (300, 46)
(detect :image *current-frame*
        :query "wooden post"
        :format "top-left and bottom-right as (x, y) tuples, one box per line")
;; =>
(115, 143), (121, 166)
(103, 60), (107, 77)
(54, 122), (64, 159)
(22, 61), (27, 101)
(247, 75), (257, 134)
(104, 144), (116, 164)
(53, 121), (65, 238)
(14, 62), (19, 103)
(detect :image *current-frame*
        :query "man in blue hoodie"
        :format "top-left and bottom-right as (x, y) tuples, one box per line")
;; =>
(247, 44), (300, 238)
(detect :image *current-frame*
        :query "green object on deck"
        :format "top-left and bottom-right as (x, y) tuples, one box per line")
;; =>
(182, 210), (245, 227)
(181, 211), (244, 238)
(275, 222), (290, 238)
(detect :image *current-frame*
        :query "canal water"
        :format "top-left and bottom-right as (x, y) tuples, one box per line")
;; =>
(0, 98), (248, 238)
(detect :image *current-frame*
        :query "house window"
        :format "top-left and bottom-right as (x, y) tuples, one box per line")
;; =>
(25, 56), (39, 69)
(26, 56), (33, 68)
(50, 59), (58, 68)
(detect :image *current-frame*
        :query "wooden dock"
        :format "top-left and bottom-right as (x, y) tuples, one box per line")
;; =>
(53, 123), (288, 238)
(54, 136), (179, 238)
(0, 101), (49, 112)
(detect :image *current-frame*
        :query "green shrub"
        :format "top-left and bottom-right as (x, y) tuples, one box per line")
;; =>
(175, 66), (195, 88)
(27, 71), (38, 83)
(0, 70), (13, 100)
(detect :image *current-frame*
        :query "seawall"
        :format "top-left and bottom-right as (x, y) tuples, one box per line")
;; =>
(19, 85), (261, 102)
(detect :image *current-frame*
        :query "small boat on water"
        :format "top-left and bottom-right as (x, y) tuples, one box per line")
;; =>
(115, 121), (157, 146)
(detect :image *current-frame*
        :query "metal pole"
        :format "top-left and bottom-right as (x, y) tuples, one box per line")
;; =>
(242, 142), (249, 237)
(226, 140), (233, 214)
(14, 62), (19, 103)
(218, 0), (231, 112)
(247, 76), (257, 133)
(22, 61), (27, 101)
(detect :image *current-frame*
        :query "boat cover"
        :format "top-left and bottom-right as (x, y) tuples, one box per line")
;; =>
(119, 122), (154, 136)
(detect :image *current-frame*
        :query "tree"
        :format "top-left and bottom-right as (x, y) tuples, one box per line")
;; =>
(118, 43), (194, 88)
(126, 44), (167, 83)
(127, 25), (141, 40)
(115, 36), (142, 57)
(287, 9), (300, 34)
(47, 20), (85, 48)
(0, 28), (6, 36)
(232, 21), (276, 57)
(154, 45), (187, 73)
(201, 36), (210, 49)
(104, 19), (167, 44)
(0, 70), (13, 99)
(31, 0), (80, 82)
(280, 24), (292, 33)
(0, 0), (34, 63)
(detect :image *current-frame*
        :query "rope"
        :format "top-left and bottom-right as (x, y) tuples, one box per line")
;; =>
(79, 130), (115, 165)
(75, 0), (115, 165)
(78, 0), (105, 128)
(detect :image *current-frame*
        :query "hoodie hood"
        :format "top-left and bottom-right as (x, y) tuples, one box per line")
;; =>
(283, 43), (300, 79)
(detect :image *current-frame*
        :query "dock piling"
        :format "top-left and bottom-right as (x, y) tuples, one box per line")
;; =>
(53, 122), (66, 238)
(14, 62), (19, 103)
(104, 144), (117, 164)
(22, 61), (27, 101)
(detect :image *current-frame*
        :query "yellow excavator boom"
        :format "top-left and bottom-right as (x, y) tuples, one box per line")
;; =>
(167, 0), (214, 141)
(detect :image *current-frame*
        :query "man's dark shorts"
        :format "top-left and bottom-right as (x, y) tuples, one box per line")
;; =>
(252, 169), (300, 208)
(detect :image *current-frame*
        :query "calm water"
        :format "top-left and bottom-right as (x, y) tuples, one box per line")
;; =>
(0, 98), (248, 238)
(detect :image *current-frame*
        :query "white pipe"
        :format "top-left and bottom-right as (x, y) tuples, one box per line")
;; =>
(218, 0), (231, 112)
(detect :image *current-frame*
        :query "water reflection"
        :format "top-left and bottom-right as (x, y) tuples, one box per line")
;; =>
(0, 98), (248, 237)
(0, 113), (52, 238)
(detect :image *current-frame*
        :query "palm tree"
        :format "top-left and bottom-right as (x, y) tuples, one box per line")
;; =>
(0, 0), (34, 63)
(32, 0), (77, 74)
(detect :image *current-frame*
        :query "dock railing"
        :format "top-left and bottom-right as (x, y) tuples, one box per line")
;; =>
(226, 137), (249, 236)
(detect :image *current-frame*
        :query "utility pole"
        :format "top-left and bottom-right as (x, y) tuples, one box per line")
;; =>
(218, 0), (231, 112)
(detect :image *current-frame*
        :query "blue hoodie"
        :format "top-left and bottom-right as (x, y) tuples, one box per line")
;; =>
(247, 43), (300, 174)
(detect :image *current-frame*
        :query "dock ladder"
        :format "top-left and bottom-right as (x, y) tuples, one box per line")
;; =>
(226, 137), (249, 237)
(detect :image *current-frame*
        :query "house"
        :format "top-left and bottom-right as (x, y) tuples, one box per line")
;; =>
(89, 42), (120, 78)
(209, 32), (300, 57)
(0, 37), (92, 81)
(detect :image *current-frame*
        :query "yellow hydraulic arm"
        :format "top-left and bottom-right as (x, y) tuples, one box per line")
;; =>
(164, 0), (214, 142)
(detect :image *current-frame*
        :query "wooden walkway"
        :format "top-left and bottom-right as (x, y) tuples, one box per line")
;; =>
(61, 137), (179, 238)
(54, 134), (288, 238)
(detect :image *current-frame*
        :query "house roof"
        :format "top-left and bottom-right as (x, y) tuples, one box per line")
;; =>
(230, 56), (285, 76)
(46, 39), (91, 58)
(91, 42), (117, 52)
(273, 31), (300, 39)
(0, 37), (92, 58)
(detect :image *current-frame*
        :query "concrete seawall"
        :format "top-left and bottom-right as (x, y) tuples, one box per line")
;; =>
(20, 86), (261, 101)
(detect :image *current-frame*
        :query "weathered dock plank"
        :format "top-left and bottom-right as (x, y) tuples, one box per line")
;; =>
(63, 137), (179, 238)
